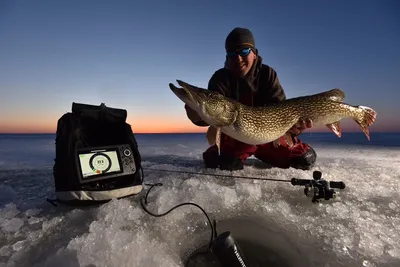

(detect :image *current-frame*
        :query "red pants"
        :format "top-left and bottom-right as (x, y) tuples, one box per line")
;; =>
(203, 133), (314, 169)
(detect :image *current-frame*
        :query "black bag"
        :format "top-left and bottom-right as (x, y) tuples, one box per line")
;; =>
(52, 102), (143, 204)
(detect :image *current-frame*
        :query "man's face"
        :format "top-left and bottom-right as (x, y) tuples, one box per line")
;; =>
(226, 48), (256, 77)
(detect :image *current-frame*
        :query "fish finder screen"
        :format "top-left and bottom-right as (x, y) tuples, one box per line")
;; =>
(78, 150), (122, 178)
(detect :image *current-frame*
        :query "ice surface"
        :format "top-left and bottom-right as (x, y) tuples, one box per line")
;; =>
(0, 133), (399, 267)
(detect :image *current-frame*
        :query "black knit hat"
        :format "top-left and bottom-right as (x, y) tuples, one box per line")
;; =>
(225, 27), (255, 51)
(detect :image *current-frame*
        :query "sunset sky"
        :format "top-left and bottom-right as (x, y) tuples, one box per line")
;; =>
(1, 0), (399, 134)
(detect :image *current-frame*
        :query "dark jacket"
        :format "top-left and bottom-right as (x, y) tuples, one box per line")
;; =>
(189, 55), (286, 127)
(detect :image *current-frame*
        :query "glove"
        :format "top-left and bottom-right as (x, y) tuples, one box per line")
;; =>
(185, 104), (201, 121)
(185, 104), (208, 126)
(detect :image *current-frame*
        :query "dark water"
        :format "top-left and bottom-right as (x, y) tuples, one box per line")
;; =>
(1, 131), (398, 172)
(135, 132), (400, 148)
(0, 131), (399, 154)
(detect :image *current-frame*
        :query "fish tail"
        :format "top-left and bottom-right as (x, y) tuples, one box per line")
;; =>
(354, 106), (377, 140)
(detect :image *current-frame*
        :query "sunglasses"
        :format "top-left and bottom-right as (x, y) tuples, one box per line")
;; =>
(227, 48), (252, 57)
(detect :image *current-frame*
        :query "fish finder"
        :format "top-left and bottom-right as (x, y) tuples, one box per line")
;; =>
(75, 144), (137, 184)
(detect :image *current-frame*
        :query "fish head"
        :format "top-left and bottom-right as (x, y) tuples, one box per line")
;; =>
(169, 80), (238, 126)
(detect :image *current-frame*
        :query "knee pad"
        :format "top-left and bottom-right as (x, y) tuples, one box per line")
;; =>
(290, 145), (317, 170)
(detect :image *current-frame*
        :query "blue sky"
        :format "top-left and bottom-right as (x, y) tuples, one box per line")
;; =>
(0, 0), (399, 133)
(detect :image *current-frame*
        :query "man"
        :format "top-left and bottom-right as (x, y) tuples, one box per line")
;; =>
(185, 27), (317, 171)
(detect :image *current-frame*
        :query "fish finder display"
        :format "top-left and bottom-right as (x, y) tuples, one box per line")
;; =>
(78, 150), (122, 178)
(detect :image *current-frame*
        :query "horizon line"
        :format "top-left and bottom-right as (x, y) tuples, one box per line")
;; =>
(1, 130), (399, 135)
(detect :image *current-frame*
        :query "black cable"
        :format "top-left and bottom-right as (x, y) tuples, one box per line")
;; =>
(140, 166), (144, 184)
(138, 167), (338, 266)
(138, 166), (293, 258)
(139, 182), (215, 266)
(142, 182), (163, 204)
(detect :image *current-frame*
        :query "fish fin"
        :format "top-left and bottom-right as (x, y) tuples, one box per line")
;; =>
(272, 138), (281, 148)
(326, 122), (342, 138)
(215, 127), (221, 155)
(323, 88), (345, 102)
(302, 88), (345, 102)
(206, 126), (217, 145)
(206, 126), (222, 155)
(272, 132), (294, 148)
(284, 132), (295, 147)
(354, 106), (377, 141)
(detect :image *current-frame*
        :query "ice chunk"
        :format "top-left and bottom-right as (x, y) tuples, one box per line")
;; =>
(41, 216), (63, 232)
(2, 218), (24, 232)
(0, 246), (11, 257)
(12, 241), (24, 252)
(0, 203), (20, 222)
(24, 208), (42, 217)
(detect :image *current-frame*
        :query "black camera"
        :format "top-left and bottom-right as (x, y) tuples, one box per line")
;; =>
(211, 231), (248, 267)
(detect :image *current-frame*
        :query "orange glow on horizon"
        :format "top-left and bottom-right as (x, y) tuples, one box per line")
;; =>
(127, 117), (208, 133)
(0, 116), (209, 134)
(0, 116), (399, 134)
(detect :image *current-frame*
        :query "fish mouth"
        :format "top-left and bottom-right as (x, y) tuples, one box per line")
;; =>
(169, 83), (192, 105)
(170, 79), (238, 127)
(169, 80), (209, 109)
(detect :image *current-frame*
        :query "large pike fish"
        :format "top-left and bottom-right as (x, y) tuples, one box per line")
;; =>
(169, 80), (377, 154)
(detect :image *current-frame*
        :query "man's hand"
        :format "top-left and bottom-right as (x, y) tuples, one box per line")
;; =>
(290, 119), (313, 136)
(185, 104), (202, 122)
